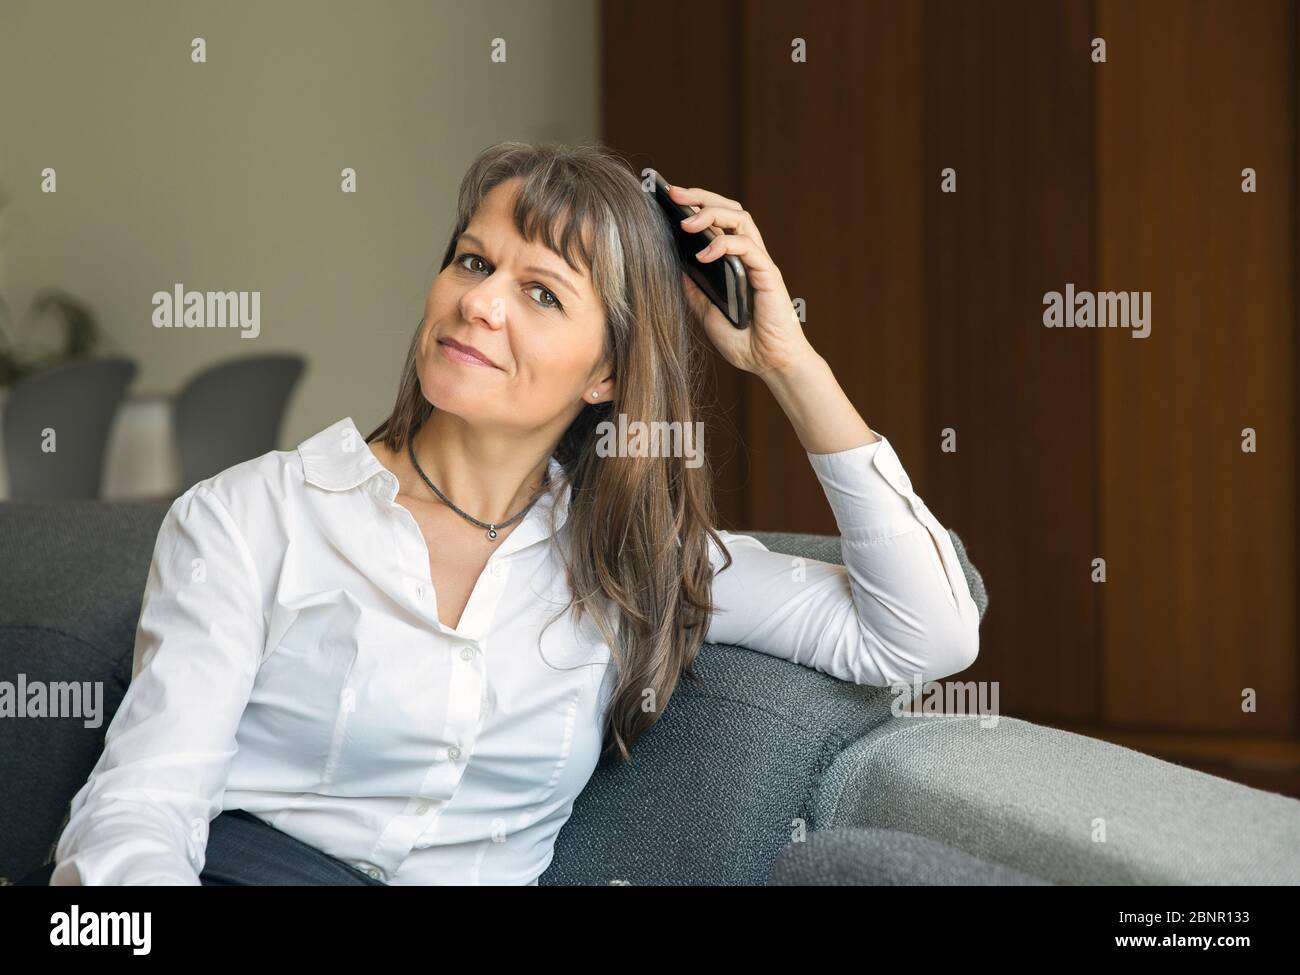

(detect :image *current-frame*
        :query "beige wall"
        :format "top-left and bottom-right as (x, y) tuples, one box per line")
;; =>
(0, 0), (598, 448)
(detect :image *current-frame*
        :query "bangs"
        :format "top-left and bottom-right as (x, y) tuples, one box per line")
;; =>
(503, 164), (629, 319)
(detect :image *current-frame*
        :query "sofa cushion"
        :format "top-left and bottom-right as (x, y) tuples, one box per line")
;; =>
(0, 500), (173, 882)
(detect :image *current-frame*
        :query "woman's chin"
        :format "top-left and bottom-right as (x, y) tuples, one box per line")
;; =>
(421, 377), (488, 420)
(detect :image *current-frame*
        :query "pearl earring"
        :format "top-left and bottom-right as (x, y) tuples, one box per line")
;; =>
(590, 391), (599, 400)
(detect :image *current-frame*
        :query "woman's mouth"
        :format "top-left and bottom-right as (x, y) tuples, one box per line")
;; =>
(437, 337), (500, 369)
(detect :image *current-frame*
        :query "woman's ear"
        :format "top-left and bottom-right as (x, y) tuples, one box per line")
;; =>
(586, 359), (616, 404)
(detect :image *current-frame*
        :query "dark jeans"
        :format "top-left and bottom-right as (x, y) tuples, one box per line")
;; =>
(15, 809), (387, 886)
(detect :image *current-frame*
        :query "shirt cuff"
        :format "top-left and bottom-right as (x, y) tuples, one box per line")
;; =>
(805, 433), (925, 537)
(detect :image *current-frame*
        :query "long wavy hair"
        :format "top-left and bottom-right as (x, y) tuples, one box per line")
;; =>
(365, 142), (732, 763)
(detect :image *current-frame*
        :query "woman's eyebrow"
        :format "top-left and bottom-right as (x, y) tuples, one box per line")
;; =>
(458, 232), (580, 299)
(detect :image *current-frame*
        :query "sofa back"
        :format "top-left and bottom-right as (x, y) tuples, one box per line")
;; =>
(0, 499), (985, 885)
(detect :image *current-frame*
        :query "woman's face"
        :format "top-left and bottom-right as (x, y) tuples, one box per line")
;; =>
(417, 176), (613, 436)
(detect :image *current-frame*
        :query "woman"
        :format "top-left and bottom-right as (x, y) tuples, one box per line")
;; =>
(38, 142), (979, 886)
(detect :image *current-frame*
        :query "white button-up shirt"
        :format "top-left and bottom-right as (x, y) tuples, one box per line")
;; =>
(51, 415), (979, 886)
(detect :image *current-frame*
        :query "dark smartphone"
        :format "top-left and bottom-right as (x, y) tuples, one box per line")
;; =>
(648, 169), (752, 329)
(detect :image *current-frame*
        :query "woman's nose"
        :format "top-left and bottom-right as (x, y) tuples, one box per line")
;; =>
(461, 281), (509, 328)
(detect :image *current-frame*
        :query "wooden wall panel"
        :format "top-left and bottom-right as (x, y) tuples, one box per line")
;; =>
(922, 0), (1100, 721)
(722, 0), (1102, 721)
(602, 0), (1299, 762)
(1097, 0), (1297, 733)
(738, 0), (928, 539)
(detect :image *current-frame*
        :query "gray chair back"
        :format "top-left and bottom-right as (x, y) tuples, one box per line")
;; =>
(173, 354), (305, 492)
(1, 357), (137, 499)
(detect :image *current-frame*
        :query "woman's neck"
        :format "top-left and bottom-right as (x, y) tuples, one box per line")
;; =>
(405, 409), (554, 524)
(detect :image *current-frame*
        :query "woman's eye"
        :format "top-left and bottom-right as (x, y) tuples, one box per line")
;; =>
(458, 253), (488, 274)
(527, 285), (562, 311)
(457, 253), (563, 312)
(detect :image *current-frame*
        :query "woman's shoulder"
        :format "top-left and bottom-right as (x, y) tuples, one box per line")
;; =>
(172, 432), (318, 545)
(189, 415), (363, 505)
(168, 415), (378, 556)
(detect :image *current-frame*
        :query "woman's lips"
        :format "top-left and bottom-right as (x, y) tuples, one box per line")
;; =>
(437, 337), (499, 369)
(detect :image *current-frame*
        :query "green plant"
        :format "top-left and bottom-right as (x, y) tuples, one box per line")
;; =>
(0, 180), (108, 385)
(0, 289), (105, 386)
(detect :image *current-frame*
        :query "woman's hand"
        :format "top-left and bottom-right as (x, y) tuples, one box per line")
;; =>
(669, 184), (879, 455)
(669, 184), (816, 378)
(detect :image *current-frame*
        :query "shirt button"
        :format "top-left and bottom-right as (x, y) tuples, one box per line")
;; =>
(460, 645), (475, 661)
(366, 867), (383, 881)
(490, 562), (505, 579)
(447, 745), (461, 761)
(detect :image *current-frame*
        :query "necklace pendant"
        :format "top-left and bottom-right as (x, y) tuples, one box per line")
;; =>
(486, 525), (498, 540)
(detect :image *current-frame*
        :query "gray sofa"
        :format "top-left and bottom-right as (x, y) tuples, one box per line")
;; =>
(3, 501), (1299, 885)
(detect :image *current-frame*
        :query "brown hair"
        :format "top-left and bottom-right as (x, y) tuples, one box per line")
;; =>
(366, 141), (732, 763)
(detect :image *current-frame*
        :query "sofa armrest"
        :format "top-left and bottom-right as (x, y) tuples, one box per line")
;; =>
(768, 825), (1052, 885)
(811, 714), (1300, 884)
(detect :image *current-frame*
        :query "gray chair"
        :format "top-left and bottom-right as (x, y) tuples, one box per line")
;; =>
(1, 357), (137, 499)
(172, 354), (304, 493)
(2, 501), (1299, 885)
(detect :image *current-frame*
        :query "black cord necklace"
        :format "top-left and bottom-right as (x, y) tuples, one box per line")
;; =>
(406, 437), (550, 541)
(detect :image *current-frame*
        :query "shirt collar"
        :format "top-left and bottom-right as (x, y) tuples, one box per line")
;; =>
(297, 416), (571, 550)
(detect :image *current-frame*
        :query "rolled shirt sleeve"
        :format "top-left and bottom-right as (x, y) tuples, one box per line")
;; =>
(50, 485), (266, 885)
(706, 433), (980, 687)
